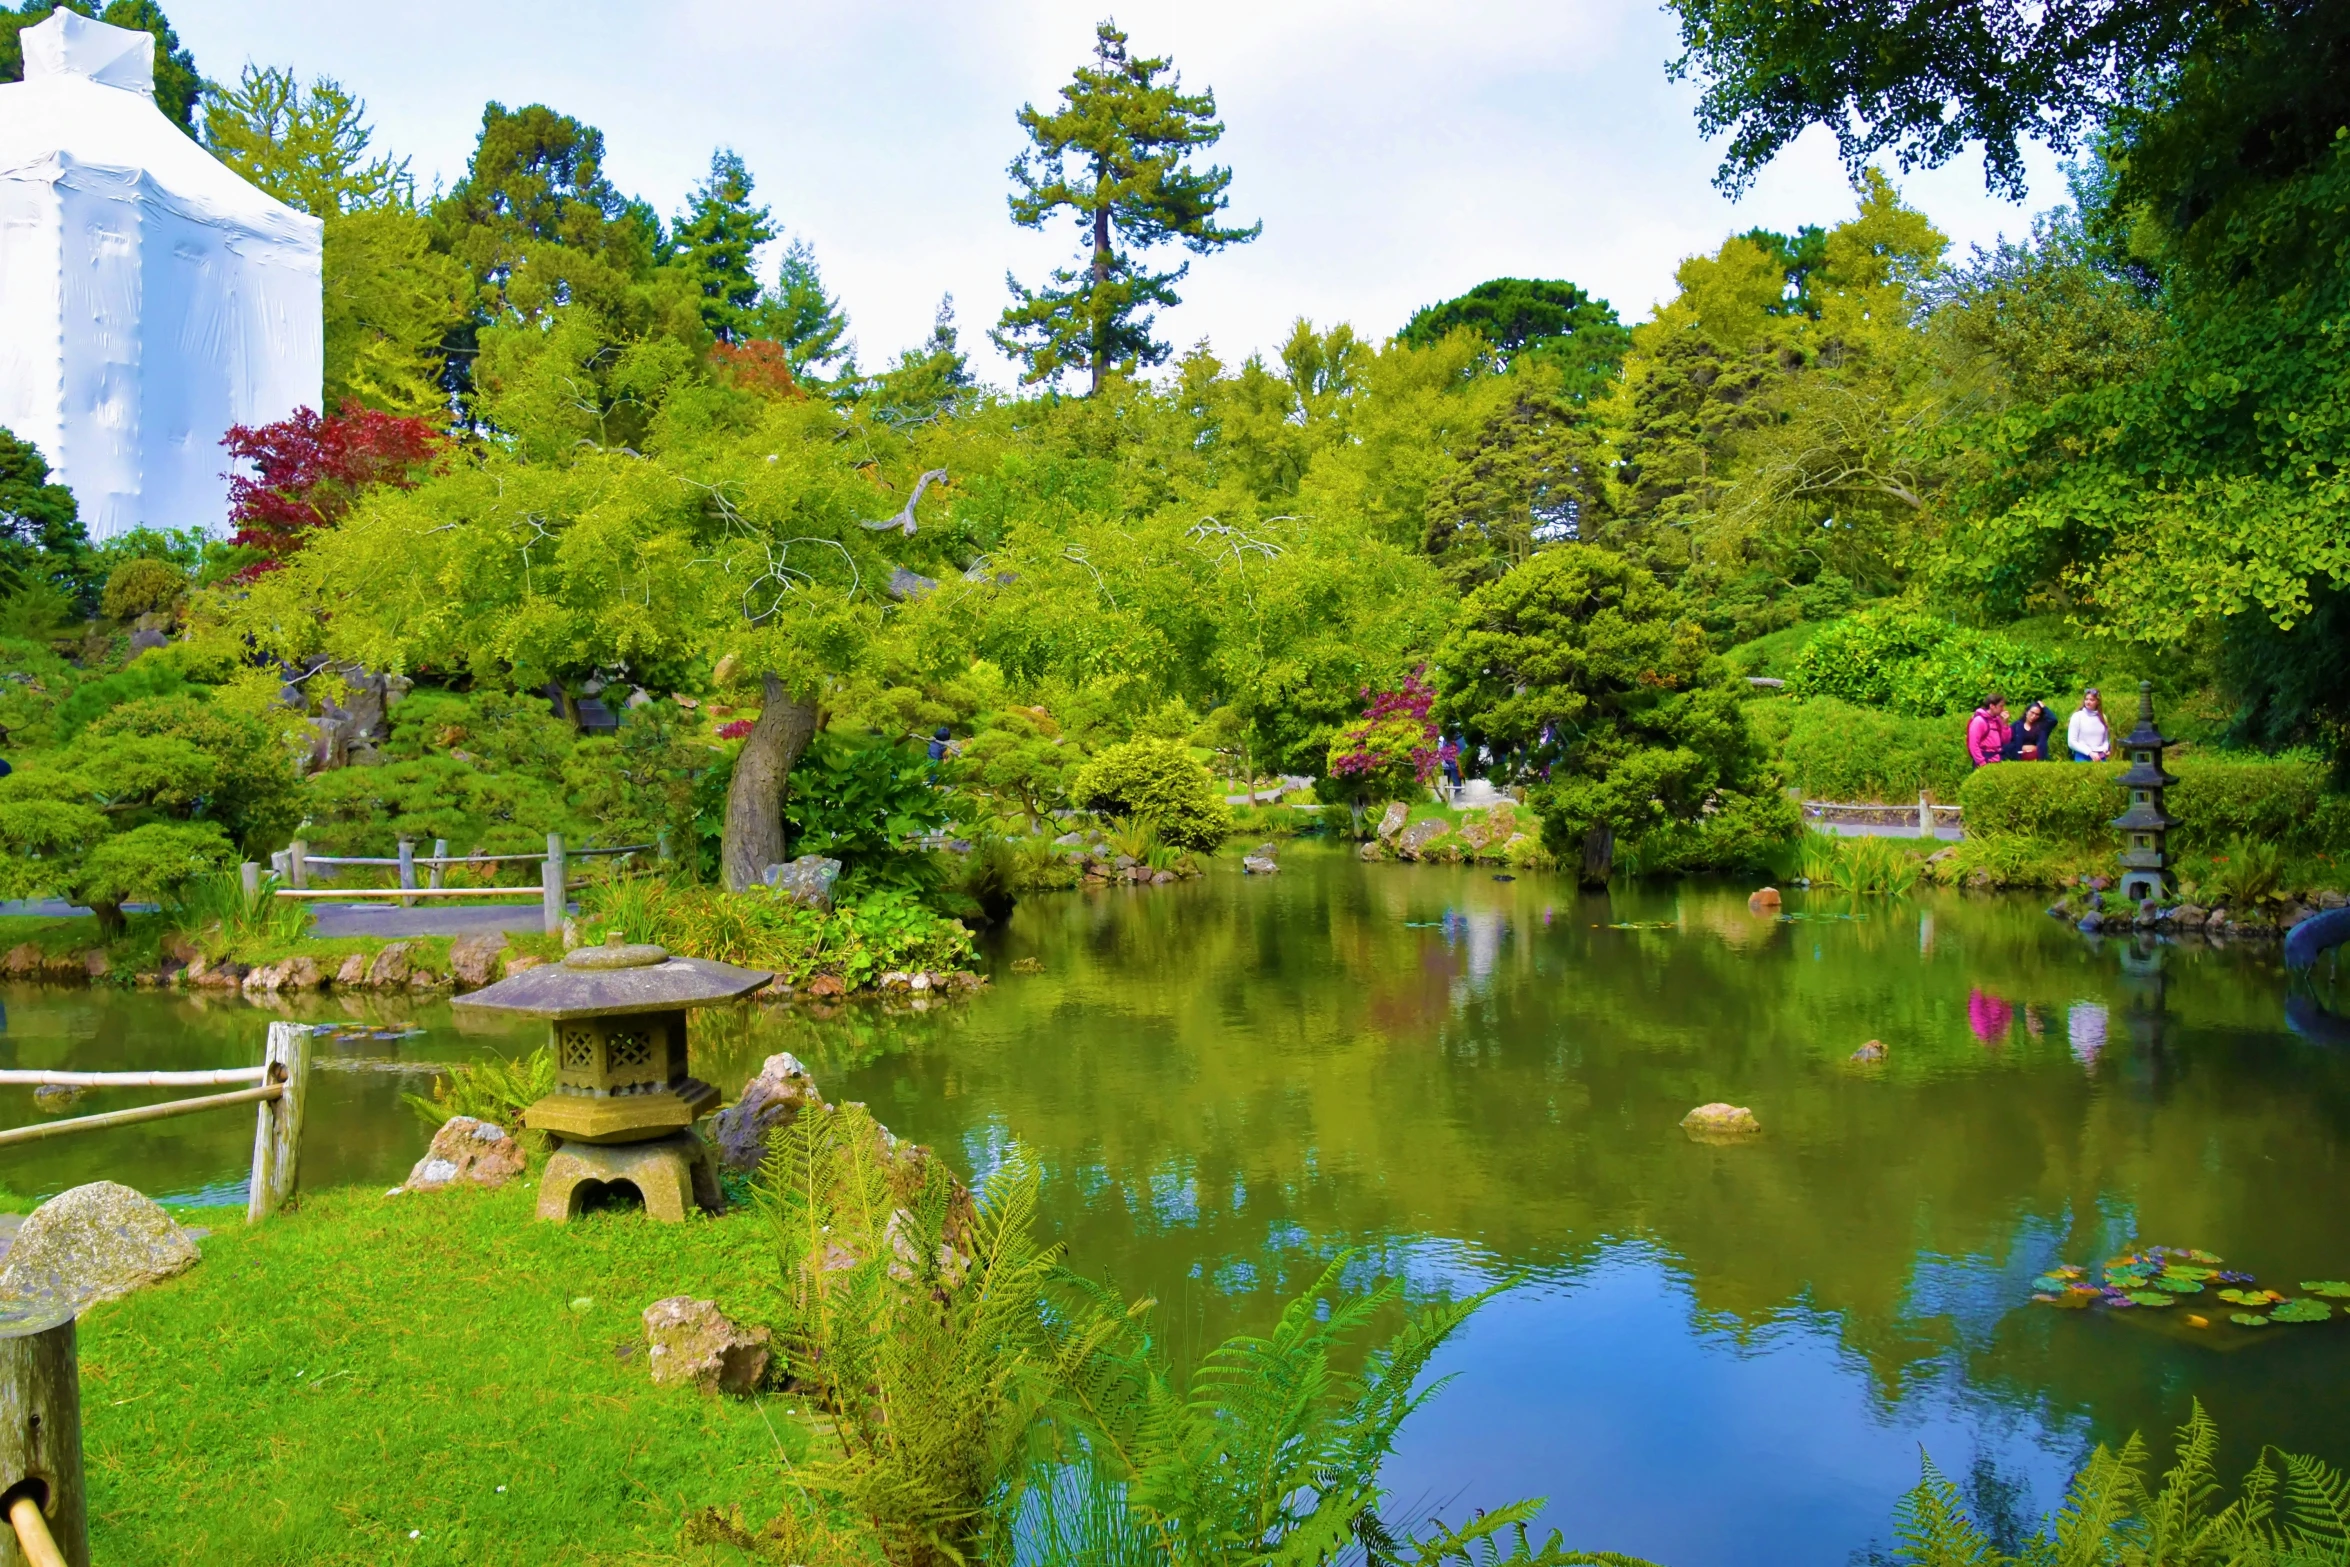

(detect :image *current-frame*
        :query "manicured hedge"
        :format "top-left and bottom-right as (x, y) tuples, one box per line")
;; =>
(1748, 696), (1973, 802)
(1957, 755), (2343, 850)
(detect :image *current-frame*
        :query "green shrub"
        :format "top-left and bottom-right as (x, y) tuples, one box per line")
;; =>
(1958, 755), (2340, 851)
(576, 876), (974, 990)
(1788, 607), (2074, 716)
(403, 1046), (559, 1144)
(1068, 737), (1232, 850)
(1754, 695), (1973, 801)
(1625, 788), (1803, 875)
(99, 557), (186, 621)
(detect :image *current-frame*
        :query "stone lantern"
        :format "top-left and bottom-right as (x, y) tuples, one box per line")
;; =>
(453, 935), (770, 1221)
(2110, 680), (2177, 904)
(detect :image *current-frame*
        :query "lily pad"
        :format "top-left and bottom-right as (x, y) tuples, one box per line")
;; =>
(2153, 1273), (2206, 1294)
(2177, 1248), (2223, 1264)
(2031, 1273), (2076, 1293)
(2126, 1291), (2176, 1308)
(2230, 1313), (2271, 1328)
(2163, 1265), (2214, 1281)
(2270, 1299), (2333, 1324)
(2217, 1289), (2270, 1307)
(2300, 1281), (2350, 1300)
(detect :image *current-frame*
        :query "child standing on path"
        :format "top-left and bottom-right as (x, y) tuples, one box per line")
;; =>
(2067, 689), (2110, 761)
(1967, 696), (2010, 767)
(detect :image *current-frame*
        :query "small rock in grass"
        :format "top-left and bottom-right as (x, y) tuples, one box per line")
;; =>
(1680, 1103), (1761, 1142)
(1850, 1039), (1889, 1064)
(404, 1116), (526, 1192)
(333, 952), (367, 987)
(449, 933), (505, 990)
(0, 1181), (201, 1309)
(643, 1296), (772, 1395)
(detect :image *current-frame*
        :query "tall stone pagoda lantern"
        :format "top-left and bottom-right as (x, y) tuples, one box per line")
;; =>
(454, 935), (769, 1221)
(2110, 680), (2177, 904)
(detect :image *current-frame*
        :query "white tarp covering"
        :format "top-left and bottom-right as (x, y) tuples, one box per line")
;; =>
(0, 11), (321, 541)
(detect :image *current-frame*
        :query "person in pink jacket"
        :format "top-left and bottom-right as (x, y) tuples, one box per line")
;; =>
(1966, 696), (2009, 767)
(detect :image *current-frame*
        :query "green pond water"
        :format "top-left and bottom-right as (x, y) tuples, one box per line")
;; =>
(5, 845), (2349, 1564)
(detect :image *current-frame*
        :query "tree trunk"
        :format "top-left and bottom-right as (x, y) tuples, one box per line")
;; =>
(89, 899), (125, 941)
(1580, 826), (1615, 887)
(1090, 194), (1111, 396)
(720, 673), (820, 893)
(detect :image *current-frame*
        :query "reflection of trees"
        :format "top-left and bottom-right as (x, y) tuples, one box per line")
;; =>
(777, 852), (2350, 1464)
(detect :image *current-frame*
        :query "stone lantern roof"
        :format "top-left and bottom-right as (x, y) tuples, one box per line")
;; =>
(453, 940), (770, 1020)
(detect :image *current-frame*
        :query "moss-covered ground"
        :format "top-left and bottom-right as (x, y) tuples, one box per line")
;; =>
(68, 1183), (808, 1564)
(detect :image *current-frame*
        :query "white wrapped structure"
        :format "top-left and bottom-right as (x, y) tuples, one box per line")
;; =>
(0, 12), (322, 540)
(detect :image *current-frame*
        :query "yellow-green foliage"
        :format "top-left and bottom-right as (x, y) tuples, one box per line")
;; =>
(1958, 756), (2342, 851)
(1069, 738), (1233, 851)
(1750, 696), (1973, 802)
(1798, 831), (1923, 894)
(99, 558), (188, 622)
(578, 875), (975, 990)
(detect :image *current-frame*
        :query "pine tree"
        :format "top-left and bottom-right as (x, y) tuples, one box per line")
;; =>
(748, 237), (853, 380)
(868, 295), (978, 423)
(994, 20), (1258, 392)
(671, 150), (775, 343)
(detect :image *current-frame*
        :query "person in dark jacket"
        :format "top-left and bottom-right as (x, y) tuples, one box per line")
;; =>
(2003, 701), (2057, 761)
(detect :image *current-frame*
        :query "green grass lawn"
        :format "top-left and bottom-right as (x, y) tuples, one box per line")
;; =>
(74, 1184), (810, 1564)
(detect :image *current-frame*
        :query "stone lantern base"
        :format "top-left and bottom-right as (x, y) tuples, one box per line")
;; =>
(537, 1131), (723, 1223)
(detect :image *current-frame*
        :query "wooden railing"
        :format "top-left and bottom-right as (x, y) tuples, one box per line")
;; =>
(265, 833), (655, 934)
(0, 1022), (316, 1564)
(0, 1023), (311, 1224)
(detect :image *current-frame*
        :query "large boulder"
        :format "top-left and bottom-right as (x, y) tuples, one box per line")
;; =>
(711, 1053), (825, 1174)
(1376, 801), (1409, 842)
(405, 1117), (526, 1192)
(448, 934), (505, 990)
(0, 1182), (200, 1309)
(763, 855), (843, 911)
(1397, 819), (1451, 861)
(366, 942), (413, 988)
(642, 1296), (772, 1395)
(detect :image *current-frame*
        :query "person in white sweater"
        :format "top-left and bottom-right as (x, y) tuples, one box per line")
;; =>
(2067, 688), (2111, 761)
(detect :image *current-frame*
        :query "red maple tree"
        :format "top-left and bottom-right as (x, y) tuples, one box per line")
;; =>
(222, 403), (444, 573)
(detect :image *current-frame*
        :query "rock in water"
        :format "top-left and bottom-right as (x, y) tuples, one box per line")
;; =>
(642, 1296), (772, 1395)
(1241, 854), (1279, 876)
(712, 1053), (825, 1173)
(405, 1116), (526, 1192)
(1377, 801), (1410, 841)
(1680, 1103), (1761, 1142)
(1850, 1040), (1889, 1063)
(0, 1182), (200, 1308)
(1748, 887), (1782, 913)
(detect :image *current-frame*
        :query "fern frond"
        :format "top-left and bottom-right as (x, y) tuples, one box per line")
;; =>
(2047, 1435), (2149, 1567)
(2278, 1450), (2350, 1563)
(1893, 1453), (2000, 1567)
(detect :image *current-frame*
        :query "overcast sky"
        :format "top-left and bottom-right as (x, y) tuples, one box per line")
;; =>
(172, 0), (2064, 385)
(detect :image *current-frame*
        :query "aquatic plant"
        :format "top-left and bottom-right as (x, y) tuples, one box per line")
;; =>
(2029, 1246), (2347, 1335)
(2207, 836), (2288, 908)
(168, 868), (312, 954)
(1890, 1401), (2350, 1567)
(1798, 831), (1921, 895)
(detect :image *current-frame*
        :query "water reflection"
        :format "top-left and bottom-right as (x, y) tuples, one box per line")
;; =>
(4, 850), (2346, 1564)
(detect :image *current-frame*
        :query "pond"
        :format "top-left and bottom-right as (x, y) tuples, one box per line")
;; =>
(4, 845), (2348, 1564)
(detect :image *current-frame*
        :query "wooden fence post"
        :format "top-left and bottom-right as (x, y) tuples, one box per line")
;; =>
(0, 1301), (85, 1567)
(247, 1022), (311, 1224)
(288, 840), (309, 891)
(397, 839), (416, 908)
(430, 839), (448, 891)
(1919, 792), (1933, 837)
(542, 833), (567, 936)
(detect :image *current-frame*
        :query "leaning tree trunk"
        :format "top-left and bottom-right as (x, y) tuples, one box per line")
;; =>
(1580, 826), (1615, 887)
(720, 672), (820, 893)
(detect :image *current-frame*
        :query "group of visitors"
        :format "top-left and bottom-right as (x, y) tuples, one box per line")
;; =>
(1967, 689), (2112, 767)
